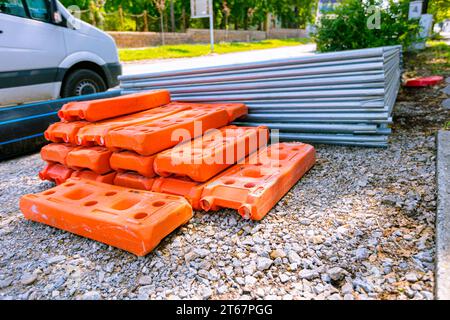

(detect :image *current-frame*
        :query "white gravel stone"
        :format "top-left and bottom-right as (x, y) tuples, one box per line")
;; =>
(355, 248), (370, 260)
(287, 251), (301, 265)
(81, 291), (102, 300)
(279, 274), (290, 283)
(20, 273), (37, 285)
(405, 272), (419, 282)
(299, 269), (319, 280)
(328, 267), (345, 281)
(256, 257), (273, 271)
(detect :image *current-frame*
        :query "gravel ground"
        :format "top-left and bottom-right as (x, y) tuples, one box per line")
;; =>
(0, 83), (448, 300)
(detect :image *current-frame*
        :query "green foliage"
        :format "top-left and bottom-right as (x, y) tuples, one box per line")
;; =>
(429, 0), (450, 23)
(313, 0), (422, 52)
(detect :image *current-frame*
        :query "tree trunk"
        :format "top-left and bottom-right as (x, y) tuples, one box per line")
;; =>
(170, 0), (175, 32)
(181, 7), (186, 32)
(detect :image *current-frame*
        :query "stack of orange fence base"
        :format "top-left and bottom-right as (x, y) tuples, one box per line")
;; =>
(22, 92), (317, 257)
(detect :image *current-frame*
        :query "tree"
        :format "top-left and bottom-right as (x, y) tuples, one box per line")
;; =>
(59, 0), (318, 32)
(428, 0), (450, 23)
(313, 0), (421, 52)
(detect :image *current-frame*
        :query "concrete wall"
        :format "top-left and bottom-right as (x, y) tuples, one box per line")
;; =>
(109, 28), (308, 48)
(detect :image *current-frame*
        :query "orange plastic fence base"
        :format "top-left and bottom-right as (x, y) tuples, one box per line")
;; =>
(114, 172), (155, 191)
(75, 104), (189, 146)
(71, 170), (116, 184)
(193, 103), (248, 122)
(39, 162), (74, 185)
(44, 121), (88, 144)
(199, 143), (316, 221)
(58, 90), (171, 122)
(66, 146), (112, 174)
(154, 125), (269, 182)
(20, 178), (193, 256)
(40, 143), (78, 166)
(110, 151), (156, 178)
(152, 176), (205, 210)
(105, 108), (231, 156)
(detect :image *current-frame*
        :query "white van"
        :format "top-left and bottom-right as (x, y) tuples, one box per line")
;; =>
(0, 0), (121, 106)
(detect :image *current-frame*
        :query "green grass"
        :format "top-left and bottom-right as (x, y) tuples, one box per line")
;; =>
(119, 38), (311, 62)
(404, 40), (450, 77)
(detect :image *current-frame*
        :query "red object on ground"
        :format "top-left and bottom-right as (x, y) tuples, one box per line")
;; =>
(404, 76), (444, 87)
(39, 162), (74, 185)
(58, 90), (171, 122)
(20, 178), (193, 256)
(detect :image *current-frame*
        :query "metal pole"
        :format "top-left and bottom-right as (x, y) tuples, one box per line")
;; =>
(209, 0), (214, 52)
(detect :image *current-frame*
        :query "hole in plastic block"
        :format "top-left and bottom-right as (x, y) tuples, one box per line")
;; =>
(105, 192), (117, 196)
(112, 198), (140, 210)
(152, 201), (165, 207)
(134, 212), (148, 220)
(64, 189), (93, 200)
(43, 190), (55, 195)
(244, 183), (256, 188)
(200, 199), (212, 211)
(224, 179), (235, 185)
(84, 201), (98, 207)
(242, 168), (263, 178)
(65, 183), (75, 187)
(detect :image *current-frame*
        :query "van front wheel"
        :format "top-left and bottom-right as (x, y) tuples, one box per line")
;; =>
(61, 69), (107, 98)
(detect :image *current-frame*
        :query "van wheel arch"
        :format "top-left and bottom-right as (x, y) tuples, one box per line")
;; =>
(60, 62), (108, 98)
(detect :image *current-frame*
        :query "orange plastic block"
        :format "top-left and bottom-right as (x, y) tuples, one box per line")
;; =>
(75, 104), (189, 146)
(105, 108), (231, 156)
(39, 162), (74, 185)
(66, 146), (112, 174)
(154, 125), (269, 182)
(110, 151), (156, 178)
(152, 176), (205, 210)
(19, 178), (193, 256)
(193, 103), (248, 122)
(58, 90), (171, 122)
(40, 143), (78, 166)
(114, 172), (155, 191)
(199, 143), (316, 220)
(71, 170), (116, 184)
(44, 121), (89, 144)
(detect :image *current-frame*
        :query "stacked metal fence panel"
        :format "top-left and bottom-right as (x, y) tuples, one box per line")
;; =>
(120, 46), (402, 147)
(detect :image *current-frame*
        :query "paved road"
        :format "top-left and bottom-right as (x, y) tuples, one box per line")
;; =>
(121, 44), (317, 77)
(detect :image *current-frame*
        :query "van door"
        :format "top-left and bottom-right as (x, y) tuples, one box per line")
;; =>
(0, 0), (67, 106)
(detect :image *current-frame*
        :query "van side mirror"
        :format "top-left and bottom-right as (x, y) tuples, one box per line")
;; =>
(49, 0), (63, 24)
